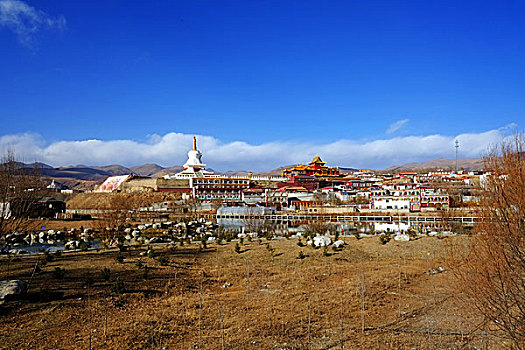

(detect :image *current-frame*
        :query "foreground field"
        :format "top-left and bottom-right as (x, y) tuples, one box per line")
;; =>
(0, 236), (502, 349)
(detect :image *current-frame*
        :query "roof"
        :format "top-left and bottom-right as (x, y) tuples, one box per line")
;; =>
(309, 155), (326, 165)
(278, 185), (309, 192)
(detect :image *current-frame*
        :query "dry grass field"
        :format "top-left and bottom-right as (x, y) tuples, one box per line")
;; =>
(0, 236), (503, 349)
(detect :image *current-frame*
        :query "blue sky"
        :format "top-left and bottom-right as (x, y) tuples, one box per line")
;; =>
(0, 0), (524, 170)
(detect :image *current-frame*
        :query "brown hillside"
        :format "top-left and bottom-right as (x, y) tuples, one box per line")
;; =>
(66, 192), (182, 210)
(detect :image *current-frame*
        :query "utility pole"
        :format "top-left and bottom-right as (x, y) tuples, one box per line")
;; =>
(455, 139), (460, 173)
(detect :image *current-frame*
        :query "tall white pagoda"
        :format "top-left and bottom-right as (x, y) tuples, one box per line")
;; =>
(165, 137), (214, 179)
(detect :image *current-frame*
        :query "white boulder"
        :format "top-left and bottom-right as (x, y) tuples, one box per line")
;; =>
(333, 240), (346, 248)
(313, 235), (331, 247)
(394, 234), (410, 242)
(0, 280), (27, 304)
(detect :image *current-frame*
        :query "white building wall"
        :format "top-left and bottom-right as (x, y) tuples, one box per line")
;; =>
(374, 222), (410, 232)
(372, 199), (411, 210)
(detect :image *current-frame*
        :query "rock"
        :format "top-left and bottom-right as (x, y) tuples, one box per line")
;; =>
(394, 234), (410, 242)
(65, 241), (77, 250)
(313, 235), (331, 247)
(47, 229), (55, 235)
(124, 228), (132, 234)
(0, 280), (27, 303)
(8, 249), (28, 255)
(333, 240), (346, 248)
(138, 225), (146, 230)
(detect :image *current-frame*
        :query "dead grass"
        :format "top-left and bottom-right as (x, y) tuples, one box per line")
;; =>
(0, 236), (504, 349)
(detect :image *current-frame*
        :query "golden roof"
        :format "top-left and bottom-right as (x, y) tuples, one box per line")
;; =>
(309, 155), (326, 165)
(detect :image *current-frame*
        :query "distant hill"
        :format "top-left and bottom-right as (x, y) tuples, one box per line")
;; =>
(40, 167), (114, 181)
(92, 164), (134, 176)
(221, 170), (251, 176)
(385, 158), (485, 172)
(152, 165), (184, 178)
(255, 164), (298, 177)
(130, 163), (165, 176)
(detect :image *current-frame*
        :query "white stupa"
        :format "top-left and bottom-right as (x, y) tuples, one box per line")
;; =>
(184, 136), (206, 169)
(165, 137), (214, 178)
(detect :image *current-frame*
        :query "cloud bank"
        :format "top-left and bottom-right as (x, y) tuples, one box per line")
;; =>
(0, 126), (516, 172)
(0, 0), (65, 47)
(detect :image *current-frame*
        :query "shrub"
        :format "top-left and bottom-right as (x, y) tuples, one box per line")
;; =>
(296, 250), (306, 259)
(136, 260), (144, 269)
(53, 267), (66, 279)
(234, 243), (241, 254)
(297, 239), (305, 247)
(112, 277), (125, 294)
(407, 229), (417, 240)
(84, 274), (94, 287)
(334, 231), (340, 241)
(79, 242), (89, 252)
(379, 234), (390, 245)
(115, 252), (125, 263)
(157, 255), (169, 266)
(101, 267), (111, 281)
(147, 249), (155, 258)
(323, 246), (330, 257)
(44, 250), (54, 262)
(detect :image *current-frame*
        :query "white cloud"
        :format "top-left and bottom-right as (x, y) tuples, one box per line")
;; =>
(386, 118), (409, 134)
(0, 0), (65, 47)
(0, 126), (516, 171)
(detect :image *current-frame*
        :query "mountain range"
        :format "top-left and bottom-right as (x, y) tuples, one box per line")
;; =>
(10, 157), (484, 190)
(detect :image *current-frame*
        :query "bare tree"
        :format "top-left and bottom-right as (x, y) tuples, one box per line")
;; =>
(305, 221), (334, 239)
(98, 193), (143, 241)
(452, 135), (525, 349)
(242, 207), (270, 237)
(0, 150), (45, 250)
